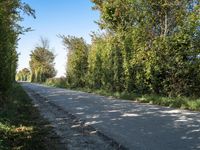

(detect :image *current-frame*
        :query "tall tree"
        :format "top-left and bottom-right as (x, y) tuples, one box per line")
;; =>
(0, 0), (35, 99)
(29, 38), (56, 83)
(61, 35), (88, 87)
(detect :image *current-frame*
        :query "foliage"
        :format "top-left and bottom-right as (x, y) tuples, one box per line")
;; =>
(29, 38), (56, 83)
(87, 0), (200, 97)
(16, 68), (31, 81)
(39, 0), (200, 111)
(45, 77), (67, 88)
(87, 33), (125, 91)
(61, 35), (88, 88)
(61, 0), (200, 98)
(53, 0), (200, 111)
(0, 0), (35, 99)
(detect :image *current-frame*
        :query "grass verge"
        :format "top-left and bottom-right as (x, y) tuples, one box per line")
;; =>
(0, 83), (59, 150)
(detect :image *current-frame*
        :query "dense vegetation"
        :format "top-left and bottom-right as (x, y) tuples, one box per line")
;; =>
(61, 0), (200, 98)
(0, 0), (35, 100)
(61, 35), (89, 87)
(13, 0), (200, 110)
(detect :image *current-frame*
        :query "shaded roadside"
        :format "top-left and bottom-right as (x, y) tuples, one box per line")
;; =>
(0, 84), (62, 150)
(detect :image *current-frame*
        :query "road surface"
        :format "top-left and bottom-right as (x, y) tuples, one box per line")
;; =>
(21, 82), (200, 150)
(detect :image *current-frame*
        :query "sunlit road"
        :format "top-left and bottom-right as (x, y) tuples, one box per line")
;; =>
(21, 82), (200, 150)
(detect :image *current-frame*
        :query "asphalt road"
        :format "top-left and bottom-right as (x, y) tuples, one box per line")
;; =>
(21, 82), (200, 150)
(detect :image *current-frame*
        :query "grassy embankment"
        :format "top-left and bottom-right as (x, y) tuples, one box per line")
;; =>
(45, 78), (200, 111)
(0, 83), (59, 150)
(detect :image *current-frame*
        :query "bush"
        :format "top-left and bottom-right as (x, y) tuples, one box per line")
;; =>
(45, 77), (67, 88)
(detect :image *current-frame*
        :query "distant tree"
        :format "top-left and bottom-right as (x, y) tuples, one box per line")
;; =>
(29, 38), (56, 83)
(16, 68), (31, 81)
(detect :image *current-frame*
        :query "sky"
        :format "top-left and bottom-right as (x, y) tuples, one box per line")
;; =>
(17, 0), (100, 77)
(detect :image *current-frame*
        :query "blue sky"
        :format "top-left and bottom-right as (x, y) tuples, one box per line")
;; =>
(18, 0), (100, 77)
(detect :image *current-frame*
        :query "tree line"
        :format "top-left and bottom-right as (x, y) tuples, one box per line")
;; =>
(63, 0), (200, 97)
(0, 0), (35, 101)
(17, 0), (200, 97)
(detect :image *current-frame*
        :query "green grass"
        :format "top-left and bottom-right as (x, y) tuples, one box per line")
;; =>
(0, 84), (58, 150)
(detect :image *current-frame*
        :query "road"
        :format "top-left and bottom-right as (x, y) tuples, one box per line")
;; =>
(21, 82), (200, 150)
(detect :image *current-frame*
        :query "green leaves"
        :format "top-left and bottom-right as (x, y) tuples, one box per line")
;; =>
(61, 36), (88, 87)
(29, 38), (56, 83)
(57, 0), (200, 97)
(86, 0), (200, 97)
(0, 0), (35, 97)
(16, 68), (30, 81)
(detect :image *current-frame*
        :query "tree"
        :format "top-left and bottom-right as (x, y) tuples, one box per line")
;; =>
(88, 32), (125, 91)
(16, 68), (31, 81)
(0, 0), (35, 100)
(57, 0), (199, 97)
(29, 38), (56, 83)
(61, 35), (88, 87)
(90, 0), (200, 96)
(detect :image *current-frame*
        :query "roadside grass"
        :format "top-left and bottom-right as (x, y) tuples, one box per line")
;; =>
(44, 78), (200, 111)
(0, 83), (59, 150)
